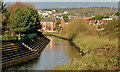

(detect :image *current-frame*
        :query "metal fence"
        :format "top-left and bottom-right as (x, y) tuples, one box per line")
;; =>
(1, 33), (37, 42)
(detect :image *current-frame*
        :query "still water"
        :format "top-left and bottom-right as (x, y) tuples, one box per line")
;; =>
(4, 36), (80, 70)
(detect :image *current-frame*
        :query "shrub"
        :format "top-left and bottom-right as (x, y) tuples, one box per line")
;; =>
(103, 19), (119, 39)
(61, 17), (97, 39)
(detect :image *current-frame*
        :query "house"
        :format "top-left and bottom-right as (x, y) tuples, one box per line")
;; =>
(103, 16), (118, 21)
(46, 11), (53, 14)
(89, 19), (101, 25)
(58, 13), (62, 15)
(40, 19), (56, 31)
(86, 16), (118, 25)
(37, 10), (49, 18)
(52, 10), (56, 13)
(63, 11), (67, 14)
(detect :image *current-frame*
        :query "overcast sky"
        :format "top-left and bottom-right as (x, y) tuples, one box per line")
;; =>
(4, 0), (119, 9)
(4, 0), (120, 2)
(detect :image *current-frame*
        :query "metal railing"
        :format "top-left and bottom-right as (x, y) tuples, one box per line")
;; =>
(1, 33), (37, 42)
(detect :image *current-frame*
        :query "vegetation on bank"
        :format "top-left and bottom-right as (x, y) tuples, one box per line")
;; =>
(52, 17), (119, 70)
(1, 1), (119, 70)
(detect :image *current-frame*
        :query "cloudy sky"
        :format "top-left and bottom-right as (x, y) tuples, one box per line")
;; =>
(4, 0), (120, 2)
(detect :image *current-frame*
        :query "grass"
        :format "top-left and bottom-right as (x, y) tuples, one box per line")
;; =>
(74, 33), (118, 53)
(52, 33), (118, 70)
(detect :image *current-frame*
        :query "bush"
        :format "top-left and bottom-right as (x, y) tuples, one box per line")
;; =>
(61, 17), (97, 39)
(103, 19), (119, 39)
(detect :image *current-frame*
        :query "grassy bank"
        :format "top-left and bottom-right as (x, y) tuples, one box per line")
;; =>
(52, 34), (118, 70)
(52, 18), (119, 70)
(74, 33), (118, 53)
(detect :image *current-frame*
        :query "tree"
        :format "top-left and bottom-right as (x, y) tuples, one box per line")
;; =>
(54, 19), (61, 31)
(114, 12), (119, 16)
(56, 9), (58, 13)
(7, 2), (35, 17)
(10, 8), (41, 36)
(2, 2), (10, 34)
(56, 19), (61, 25)
(0, 1), (2, 35)
(63, 15), (68, 19)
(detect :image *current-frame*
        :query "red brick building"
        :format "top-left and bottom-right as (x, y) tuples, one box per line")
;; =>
(84, 16), (118, 25)
(40, 19), (56, 31)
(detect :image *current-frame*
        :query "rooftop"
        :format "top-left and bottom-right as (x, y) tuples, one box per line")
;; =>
(41, 19), (55, 22)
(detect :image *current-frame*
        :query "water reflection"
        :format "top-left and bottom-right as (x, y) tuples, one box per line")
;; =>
(3, 36), (80, 71)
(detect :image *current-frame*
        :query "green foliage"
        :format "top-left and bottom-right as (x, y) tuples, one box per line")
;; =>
(10, 8), (41, 34)
(98, 24), (104, 29)
(63, 15), (68, 19)
(103, 19), (119, 39)
(90, 23), (94, 26)
(114, 12), (119, 16)
(0, 1), (2, 32)
(56, 9), (58, 13)
(56, 19), (61, 25)
(2, 3), (10, 33)
(99, 24), (104, 28)
(58, 27), (62, 31)
(91, 15), (104, 20)
(54, 20), (61, 31)
(98, 25), (101, 29)
(54, 19), (61, 31)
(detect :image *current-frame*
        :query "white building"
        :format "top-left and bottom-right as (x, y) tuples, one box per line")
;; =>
(103, 18), (113, 21)
(63, 11), (67, 14)
(103, 16), (118, 21)
(46, 11), (53, 14)
(37, 10), (42, 15)
(52, 10), (56, 12)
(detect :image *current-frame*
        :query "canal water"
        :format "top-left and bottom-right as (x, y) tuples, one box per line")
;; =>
(3, 36), (80, 70)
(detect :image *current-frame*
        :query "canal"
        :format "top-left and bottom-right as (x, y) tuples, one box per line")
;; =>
(3, 36), (81, 70)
